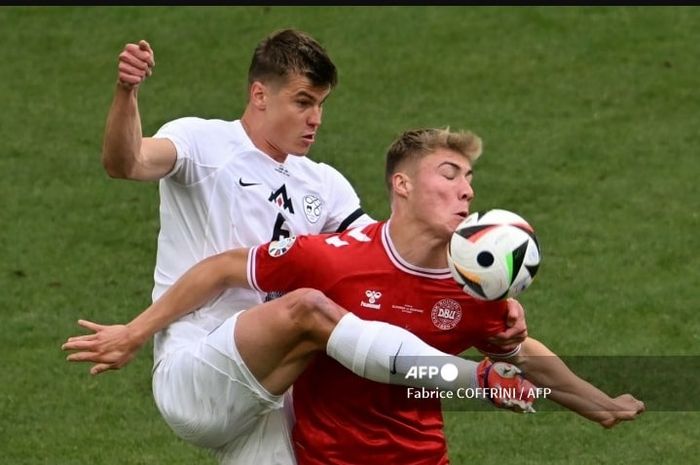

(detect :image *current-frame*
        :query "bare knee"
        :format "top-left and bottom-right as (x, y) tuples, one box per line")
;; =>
(282, 288), (346, 342)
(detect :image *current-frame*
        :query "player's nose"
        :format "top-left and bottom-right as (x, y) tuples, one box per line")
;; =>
(308, 105), (322, 127)
(459, 179), (474, 202)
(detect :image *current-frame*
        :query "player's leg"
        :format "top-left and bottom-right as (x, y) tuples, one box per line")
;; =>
(152, 341), (287, 450)
(153, 288), (527, 455)
(150, 289), (340, 453)
(232, 287), (345, 395)
(231, 288), (487, 396)
(214, 406), (294, 465)
(149, 288), (331, 462)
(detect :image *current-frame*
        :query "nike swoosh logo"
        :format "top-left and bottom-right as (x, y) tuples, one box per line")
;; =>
(390, 342), (403, 375)
(239, 178), (261, 187)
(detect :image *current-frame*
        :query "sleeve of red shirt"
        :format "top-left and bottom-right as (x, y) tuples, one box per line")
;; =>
(472, 299), (522, 358)
(247, 234), (329, 294)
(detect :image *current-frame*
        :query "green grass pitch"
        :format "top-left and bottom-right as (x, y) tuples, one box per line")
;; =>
(1, 6), (699, 465)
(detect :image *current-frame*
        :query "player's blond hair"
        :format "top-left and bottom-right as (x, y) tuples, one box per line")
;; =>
(384, 128), (483, 192)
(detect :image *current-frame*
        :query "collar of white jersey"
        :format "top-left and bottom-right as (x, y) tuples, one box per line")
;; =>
(380, 221), (452, 279)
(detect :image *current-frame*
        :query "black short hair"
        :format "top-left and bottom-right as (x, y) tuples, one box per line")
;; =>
(248, 29), (337, 89)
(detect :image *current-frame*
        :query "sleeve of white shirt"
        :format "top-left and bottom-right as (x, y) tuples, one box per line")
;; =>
(320, 162), (375, 233)
(152, 117), (218, 185)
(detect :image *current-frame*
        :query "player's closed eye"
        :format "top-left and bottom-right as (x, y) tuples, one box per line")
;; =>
(439, 167), (458, 180)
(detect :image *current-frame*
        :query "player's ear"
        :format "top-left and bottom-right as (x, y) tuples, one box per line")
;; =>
(392, 172), (412, 198)
(249, 81), (267, 110)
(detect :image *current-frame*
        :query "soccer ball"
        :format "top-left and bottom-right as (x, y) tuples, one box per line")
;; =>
(447, 209), (541, 301)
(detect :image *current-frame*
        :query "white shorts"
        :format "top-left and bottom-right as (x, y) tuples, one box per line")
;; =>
(152, 313), (296, 464)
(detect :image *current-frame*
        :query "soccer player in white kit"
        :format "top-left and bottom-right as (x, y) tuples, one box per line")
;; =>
(63, 30), (529, 464)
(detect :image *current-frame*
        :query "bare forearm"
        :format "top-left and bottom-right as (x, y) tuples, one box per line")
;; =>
(128, 249), (250, 345)
(510, 338), (619, 423)
(102, 84), (143, 178)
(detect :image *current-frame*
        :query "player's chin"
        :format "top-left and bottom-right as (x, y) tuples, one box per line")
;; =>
(438, 222), (457, 242)
(288, 144), (312, 157)
(449, 214), (466, 230)
(297, 136), (315, 152)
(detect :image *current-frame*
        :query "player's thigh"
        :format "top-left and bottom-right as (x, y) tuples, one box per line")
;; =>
(153, 314), (286, 449)
(234, 288), (346, 393)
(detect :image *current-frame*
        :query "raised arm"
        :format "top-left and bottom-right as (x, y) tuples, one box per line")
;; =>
(102, 40), (177, 181)
(502, 337), (645, 428)
(62, 248), (250, 374)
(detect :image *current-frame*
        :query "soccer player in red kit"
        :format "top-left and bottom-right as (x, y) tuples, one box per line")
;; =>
(64, 128), (644, 465)
(245, 129), (643, 464)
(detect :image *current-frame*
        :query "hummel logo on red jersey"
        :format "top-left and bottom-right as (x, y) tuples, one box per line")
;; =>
(361, 290), (382, 310)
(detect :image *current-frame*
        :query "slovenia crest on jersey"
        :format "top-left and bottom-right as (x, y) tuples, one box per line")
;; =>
(431, 298), (463, 330)
(268, 235), (297, 258)
(302, 194), (323, 224)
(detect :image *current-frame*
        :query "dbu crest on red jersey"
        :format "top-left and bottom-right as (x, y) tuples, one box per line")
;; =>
(268, 235), (297, 257)
(431, 298), (462, 330)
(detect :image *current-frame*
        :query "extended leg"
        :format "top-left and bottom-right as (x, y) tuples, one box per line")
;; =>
(233, 288), (484, 395)
(233, 288), (344, 395)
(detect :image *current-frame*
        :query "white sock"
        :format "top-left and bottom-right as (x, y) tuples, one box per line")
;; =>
(326, 313), (478, 390)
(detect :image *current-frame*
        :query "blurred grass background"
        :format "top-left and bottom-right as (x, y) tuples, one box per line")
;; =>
(1, 6), (698, 464)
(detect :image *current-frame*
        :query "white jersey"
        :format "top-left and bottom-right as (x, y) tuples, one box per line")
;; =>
(151, 117), (372, 364)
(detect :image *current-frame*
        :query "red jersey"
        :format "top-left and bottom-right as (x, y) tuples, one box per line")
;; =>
(248, 221), (512, 465)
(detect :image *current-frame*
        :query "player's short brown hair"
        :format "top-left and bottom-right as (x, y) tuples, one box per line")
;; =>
(384, 128), (483, 192)
(248, 29), (337, 89)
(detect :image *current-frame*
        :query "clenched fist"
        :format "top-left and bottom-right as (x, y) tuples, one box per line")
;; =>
(117, 39), (155, 89)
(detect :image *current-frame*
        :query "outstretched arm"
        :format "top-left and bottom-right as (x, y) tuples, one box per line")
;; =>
(102, 39), (176, 181)
(500, 337), (645, 428)
(62, 248), (250, 374)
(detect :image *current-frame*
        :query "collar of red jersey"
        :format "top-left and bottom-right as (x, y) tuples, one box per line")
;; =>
(380, 221), (452, 279)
